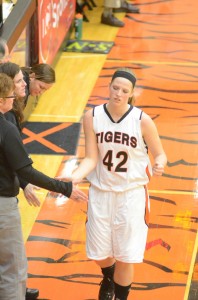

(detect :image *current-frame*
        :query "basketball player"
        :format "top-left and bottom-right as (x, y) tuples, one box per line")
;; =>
(67, 68), (167, 300)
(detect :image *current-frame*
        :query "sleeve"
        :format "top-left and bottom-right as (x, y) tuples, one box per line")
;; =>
(3, 123), (72, 197)
(17, 164), (72, 198)
(19, 177), (29, 190)
(3, 124), (32, 171)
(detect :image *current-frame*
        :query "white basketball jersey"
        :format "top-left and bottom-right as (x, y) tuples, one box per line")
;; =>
(87, 104), (152, 192)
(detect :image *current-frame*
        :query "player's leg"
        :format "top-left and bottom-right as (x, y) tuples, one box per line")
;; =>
(96, 259), (133, 300)
(114, 261), (134, 300)
(95, 258), (116, 300)
(112, 186), (149, 299)
(86, 187), (115, 299)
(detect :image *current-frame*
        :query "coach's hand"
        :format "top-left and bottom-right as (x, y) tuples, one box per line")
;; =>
(23, 183), (41, 207)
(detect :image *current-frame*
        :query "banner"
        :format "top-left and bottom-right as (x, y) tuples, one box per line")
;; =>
(38, 0), (75, 64)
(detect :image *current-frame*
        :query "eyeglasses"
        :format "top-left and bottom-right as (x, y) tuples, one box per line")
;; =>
(3, 95), (16, 100)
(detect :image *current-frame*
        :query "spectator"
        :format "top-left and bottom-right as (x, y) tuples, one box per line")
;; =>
(21, 64), (55, 106)
(101, 0), (139, 27)
(0, 62), (27, 128)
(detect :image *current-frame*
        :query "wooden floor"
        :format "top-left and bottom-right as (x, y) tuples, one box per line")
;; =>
(17, 0), (198, 299)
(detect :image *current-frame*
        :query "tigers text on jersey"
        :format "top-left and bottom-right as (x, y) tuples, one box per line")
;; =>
(87, 104), (152, 192)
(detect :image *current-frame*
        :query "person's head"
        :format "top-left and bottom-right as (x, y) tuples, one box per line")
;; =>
(0, 73), (15, 114)
(0, 62), (26, 98)
(0, 38), (10, 63)
(110, 68), (136, 106)
(21, 63), (55, 96)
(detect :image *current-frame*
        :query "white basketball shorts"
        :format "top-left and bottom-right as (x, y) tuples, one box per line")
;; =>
(86, 185), (149, 263)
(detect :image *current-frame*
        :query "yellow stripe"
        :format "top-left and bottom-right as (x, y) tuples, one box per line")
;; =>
(149, 190), (197, 196)
(183, 230), (198, 299)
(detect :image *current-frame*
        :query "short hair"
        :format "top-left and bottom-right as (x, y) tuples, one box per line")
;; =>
(21, 63), (56, 83)
(0, 73), (14, 98)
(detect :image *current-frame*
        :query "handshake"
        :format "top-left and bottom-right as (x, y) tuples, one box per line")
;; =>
(56, 165), (88, 203)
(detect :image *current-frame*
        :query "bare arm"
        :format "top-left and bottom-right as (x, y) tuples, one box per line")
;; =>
(72, 109), (99, 182)
(141, 112), (167, 176)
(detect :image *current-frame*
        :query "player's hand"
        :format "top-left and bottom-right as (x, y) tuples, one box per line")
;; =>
(152, 163), (165, 176)
(23, 184), (41, 207)
(56, 175), (84, 185)
(69, 183), (88, 203)
(56, 175), (73, 182)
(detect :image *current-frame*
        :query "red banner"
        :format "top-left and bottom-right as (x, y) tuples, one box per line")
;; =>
(38, 0), (76, 64)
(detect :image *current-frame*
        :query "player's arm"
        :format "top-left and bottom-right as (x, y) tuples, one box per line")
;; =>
(72, 109), (99, 182)
(141, 112), (167, 176)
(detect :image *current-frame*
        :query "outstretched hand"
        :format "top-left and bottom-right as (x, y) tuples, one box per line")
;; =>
(23, 183), (41, 207)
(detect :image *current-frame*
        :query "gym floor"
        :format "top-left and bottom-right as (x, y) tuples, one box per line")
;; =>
(17, 0), (198, 299)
